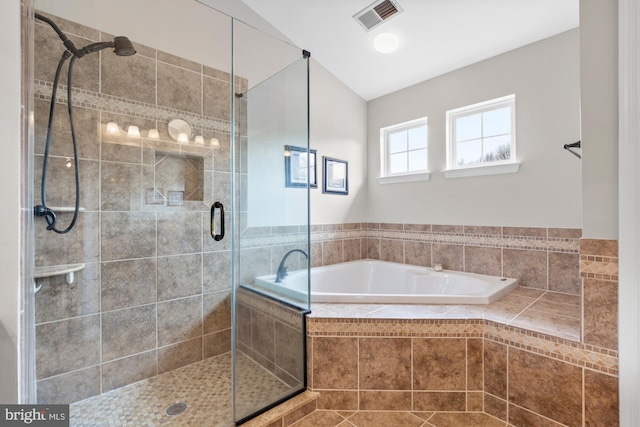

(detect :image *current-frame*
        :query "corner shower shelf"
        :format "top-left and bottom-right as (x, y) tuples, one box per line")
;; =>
(34, 263), (85, 292)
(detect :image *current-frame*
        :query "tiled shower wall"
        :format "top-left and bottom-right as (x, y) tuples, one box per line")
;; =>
(33, 12), (239, 404)
(309, 223), (582, 294)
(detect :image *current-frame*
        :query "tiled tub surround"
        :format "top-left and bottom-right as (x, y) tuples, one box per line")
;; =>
(308, 223), (582, 295)
(33, 12), (242, 404)
(302, 237), (620, 427)
(307, 312), (619, 427)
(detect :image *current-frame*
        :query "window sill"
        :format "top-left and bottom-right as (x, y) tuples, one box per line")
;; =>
(378, 172), (431, 184)
(443, 162), (520, 179)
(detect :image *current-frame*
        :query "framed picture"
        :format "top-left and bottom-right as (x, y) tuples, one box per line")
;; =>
(323, 156), (349, 195)
(285, 145), (317, 188)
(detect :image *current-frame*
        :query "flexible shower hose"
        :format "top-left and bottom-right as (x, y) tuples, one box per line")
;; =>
(33, 15), (81, 234)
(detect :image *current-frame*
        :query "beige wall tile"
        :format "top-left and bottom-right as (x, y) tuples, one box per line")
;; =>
(251, 310), (275, 363)
(101, 350), (157, 392)
(548, 228), (582, 239)
(580, 238), (618, 256)
(359, 338), (411, 390)
(433, 224), (463, 233)
(413, 338), (466, 390)
(466, 391), (483, 412)
(203, 329), (231, 358)
(413, 391), (466, 411)
(404, 241), (431, 267)
(484, 340), (507, 399)
(157, 254), (202, 301)
(508, 404), (567, 427)
(503, 249), (547, 289)
(312, 337), (358, 390)
(467, 339), (483, 391)
(157, 62), (202, 114)
(101, 50), (156, 103)
(101, 212), (156, 261)
(158, 337), (202, 373)
(484, 393), (507, 421)
(102, 305), (155, 362)
(549, 252), (581, 294)
(359, 391), (412, 411)
(583, 278), (618, 350)
(584, 370), (619, 427)
(316, 390), (358, 411)
(157, 296), (202, 347)
(36, 367), (100, 405)
(508, 348), (582, 427)
(275, 322), (305, 382)
(36, 315), (101, 379)
(432, 244), (463, 271)
(101, 259), (155, 312)
(36, 263), (100, 323)
(203, 291), (231, 334)
(380, 239), (403, 263)
(322, 240), (343, 266)
(366, 238), (380, 260)
(464, 225), (501, 235)
(343, 239), (362, 262)
(157, 211), (202, 256)
(503, 226), (547, 237)
(464, 246), (501, 276)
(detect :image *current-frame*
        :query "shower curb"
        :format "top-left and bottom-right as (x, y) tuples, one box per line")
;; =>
(241, 390), (319, 427)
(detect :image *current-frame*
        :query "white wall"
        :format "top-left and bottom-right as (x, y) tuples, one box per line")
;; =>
(580, 0), (619, 239)
(0, 0), (22, 404)
(367, 29), (582, 228)
(310, 60), (368, 224)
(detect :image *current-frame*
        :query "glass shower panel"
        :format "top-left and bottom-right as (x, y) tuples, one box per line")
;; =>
(30, 2), (235, 417)
(232, 19), (310, 424)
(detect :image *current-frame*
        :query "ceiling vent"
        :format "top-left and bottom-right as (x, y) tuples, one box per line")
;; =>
(354, 0), (403, 32)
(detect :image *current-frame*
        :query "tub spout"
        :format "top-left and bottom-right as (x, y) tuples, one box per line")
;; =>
(275, 249), (308, 283)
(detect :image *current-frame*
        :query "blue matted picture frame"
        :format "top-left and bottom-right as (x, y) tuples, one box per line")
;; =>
(322, 156), (348, 195)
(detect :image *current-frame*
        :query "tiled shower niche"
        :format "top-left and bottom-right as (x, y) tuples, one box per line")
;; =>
(32, 11), (239, 404)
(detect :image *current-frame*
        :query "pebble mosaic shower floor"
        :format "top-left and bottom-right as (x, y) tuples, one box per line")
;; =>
(69, 353), (291, 426)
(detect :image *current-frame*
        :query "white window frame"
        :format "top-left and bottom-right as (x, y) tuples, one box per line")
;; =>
(378, 117), (430, 184)
(444, 94), (520, 179)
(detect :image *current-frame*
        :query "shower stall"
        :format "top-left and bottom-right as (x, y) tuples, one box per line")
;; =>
(22, 0), (311, 424)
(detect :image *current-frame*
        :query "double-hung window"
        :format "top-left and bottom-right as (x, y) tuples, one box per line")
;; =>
(379, 117), (429, 184)
(445, 95), (519, 178)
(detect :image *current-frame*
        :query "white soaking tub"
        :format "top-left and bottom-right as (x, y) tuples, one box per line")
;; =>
(252, 259), (518, 305)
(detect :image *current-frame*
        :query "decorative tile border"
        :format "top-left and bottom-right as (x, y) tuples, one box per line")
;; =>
(307, 317), (617, 376)
(35, 80), (233, 135)
(484, 322), (618, 376)
(237, 223), (581, 253)
(307, 318), (484, 337)
(580, 255), (619, 281)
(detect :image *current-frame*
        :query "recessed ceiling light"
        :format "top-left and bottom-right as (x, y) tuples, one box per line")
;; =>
(374, 32), (399, 53)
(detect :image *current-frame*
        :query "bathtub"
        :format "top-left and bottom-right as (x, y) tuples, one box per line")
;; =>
(251, 259), (518, 305)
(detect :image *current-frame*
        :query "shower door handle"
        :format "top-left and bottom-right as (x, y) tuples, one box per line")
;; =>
(210, 202), (225, 241)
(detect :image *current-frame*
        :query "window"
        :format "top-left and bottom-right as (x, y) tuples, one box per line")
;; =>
(445, 95), (519, 178)
(379, 117), (429, 184)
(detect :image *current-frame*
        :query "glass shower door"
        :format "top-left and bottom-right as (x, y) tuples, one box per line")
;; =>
(232, 20), (310, 424)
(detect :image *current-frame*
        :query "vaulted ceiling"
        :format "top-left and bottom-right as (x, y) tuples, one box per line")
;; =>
(240, 0), (579, 100)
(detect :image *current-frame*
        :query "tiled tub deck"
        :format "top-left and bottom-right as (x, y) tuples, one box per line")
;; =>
(304, 287), (619, 427)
